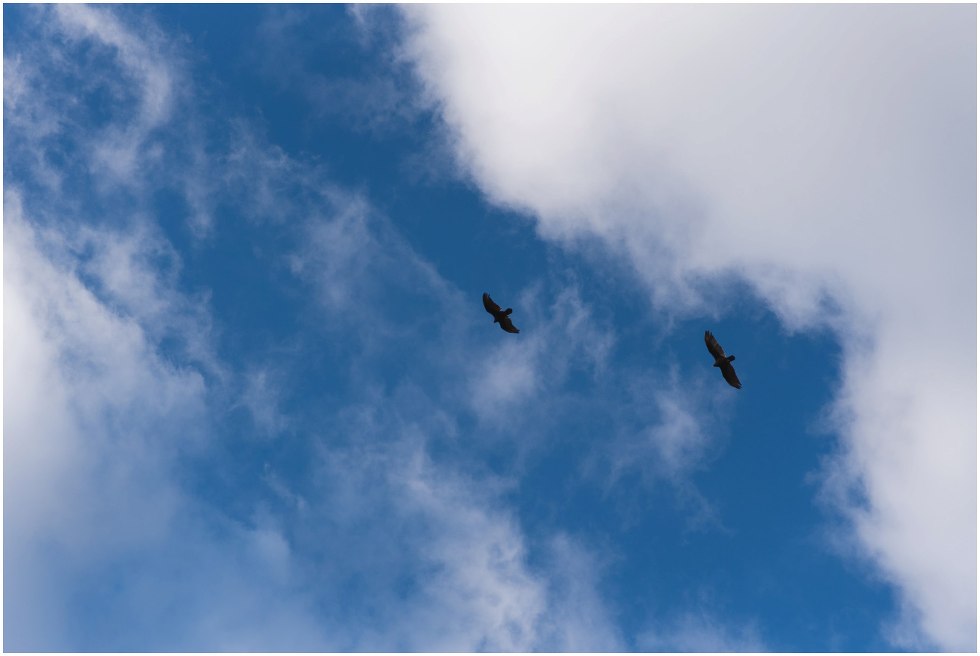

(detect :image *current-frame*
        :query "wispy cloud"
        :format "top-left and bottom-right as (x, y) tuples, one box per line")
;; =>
(4, 7), (634, 650)
(44, 4), (176, 188)
(5, 5), (217, 237)
(253, 5), (426, 138)
(534, 534), (626, 650)
(3, 9), (332, 648)
(285, 402), (628, 651)
(238, 367), (291, 437)
(5, 193), (205, 649)
(467, 283), (615, 423)
(637, 610), (767, 652)
(606, 368), (725, 484)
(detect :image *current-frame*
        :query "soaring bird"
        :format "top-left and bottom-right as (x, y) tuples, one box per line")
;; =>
(483, 292), (520, 333)
(705, 330), (741, 389)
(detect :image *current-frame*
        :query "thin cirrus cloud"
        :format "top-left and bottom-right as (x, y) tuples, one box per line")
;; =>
(466, 284), (615, 423)
(41, 4), (176, 185)
(636, 610), (766, 653)
(4, 4), (216, 236)
(303, 434), (549, 651)
(5, 193), (203, 649)
(4, 185), (338, 650)
(6, 183), (609, 650)
(399, 3), (976, 650)
(4, 4), (640, 650)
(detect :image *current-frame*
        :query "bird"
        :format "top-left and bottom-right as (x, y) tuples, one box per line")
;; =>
(705, 330), (741, 389)
(482, 292), (520, 333)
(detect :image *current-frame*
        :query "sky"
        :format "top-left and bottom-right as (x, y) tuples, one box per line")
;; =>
(3, 4), (976, 652)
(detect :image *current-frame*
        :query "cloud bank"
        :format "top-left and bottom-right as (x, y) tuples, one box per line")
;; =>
(399, 4), (976, 650)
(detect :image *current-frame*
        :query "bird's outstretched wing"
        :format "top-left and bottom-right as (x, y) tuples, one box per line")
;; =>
(704, 330), (726, 359)
(483, 292), (501, 315)
(499, 316), (520, 333)
(720, 362), (742, 389)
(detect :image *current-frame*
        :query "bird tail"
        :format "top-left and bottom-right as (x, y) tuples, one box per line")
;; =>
(504, 308), (513, 315)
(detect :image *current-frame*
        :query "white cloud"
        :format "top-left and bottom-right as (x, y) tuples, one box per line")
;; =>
(400, 4), (976, 649)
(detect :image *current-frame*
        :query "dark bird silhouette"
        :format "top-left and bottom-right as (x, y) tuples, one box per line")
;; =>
(705, 330), (741, 389)
(483, 292), (520, 333)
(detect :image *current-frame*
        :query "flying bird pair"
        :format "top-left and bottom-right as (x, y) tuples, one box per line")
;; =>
(482, 292), (741, 389)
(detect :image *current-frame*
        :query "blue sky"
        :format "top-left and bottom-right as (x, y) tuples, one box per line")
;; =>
(4, 4), (975, 652)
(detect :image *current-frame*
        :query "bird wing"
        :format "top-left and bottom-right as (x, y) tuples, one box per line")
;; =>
(704, 330), (727, 359)
(499, 315), (520, 333)
(720, 362), (742, 389)
(483, 292), (501, 315)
